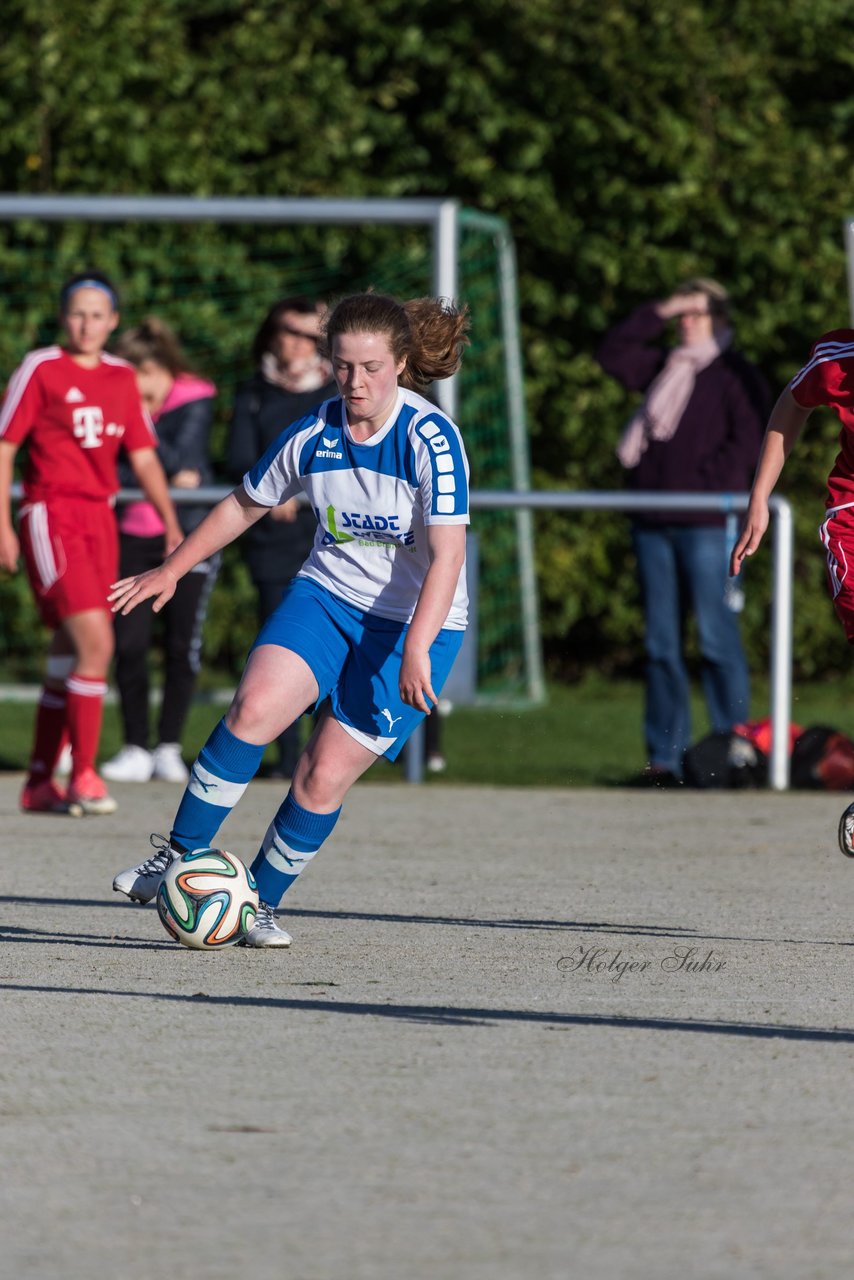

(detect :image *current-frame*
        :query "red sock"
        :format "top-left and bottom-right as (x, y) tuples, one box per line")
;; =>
(26, 687), (67, 785)
(66, 673), (108, 778)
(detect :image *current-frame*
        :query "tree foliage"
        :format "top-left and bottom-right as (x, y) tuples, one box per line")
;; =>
(1, 0), (854, 679)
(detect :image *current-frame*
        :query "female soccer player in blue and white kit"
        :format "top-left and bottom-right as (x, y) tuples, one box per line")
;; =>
(110, 292), (470, 947)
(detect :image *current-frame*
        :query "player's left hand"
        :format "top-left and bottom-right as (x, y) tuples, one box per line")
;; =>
(109, 564), (178, 616)
(399, 646), (437, 714)
(730, 499), (769, 576)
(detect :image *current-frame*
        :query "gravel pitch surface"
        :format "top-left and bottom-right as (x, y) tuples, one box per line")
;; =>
(4, 774), (854, 1279)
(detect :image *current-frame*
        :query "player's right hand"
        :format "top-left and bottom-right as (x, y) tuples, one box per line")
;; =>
(656, 291), (710, 321)
(108, 564), (178, 616)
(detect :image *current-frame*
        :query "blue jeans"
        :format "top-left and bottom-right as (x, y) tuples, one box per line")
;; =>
(632, 524), (750, 775)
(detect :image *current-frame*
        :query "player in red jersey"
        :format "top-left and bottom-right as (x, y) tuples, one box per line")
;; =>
(731, 328), (854, 854)
(0, 271), (183, 815)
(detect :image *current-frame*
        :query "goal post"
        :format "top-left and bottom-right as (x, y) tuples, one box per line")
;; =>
(0, 194), (543, 705)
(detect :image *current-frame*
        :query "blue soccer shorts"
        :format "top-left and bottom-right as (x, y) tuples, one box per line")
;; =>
(252, 576), (465, 761)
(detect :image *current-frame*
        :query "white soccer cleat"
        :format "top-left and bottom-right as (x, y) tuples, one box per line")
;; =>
(839, 802), (854, 858)
(151, 742), (190, 784)
(102, 745), (154, 783)
(239, 901), (293, 948)
(113, 834), (182, 903)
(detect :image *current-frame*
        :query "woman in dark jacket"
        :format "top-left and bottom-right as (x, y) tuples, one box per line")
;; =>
(597, 279), (769, 784)
(227, 296), (336, 777)
(102, 317), (218, 784)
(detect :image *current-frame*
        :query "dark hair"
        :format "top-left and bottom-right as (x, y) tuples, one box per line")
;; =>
(251, 295), (324, 365)
(323, 292), (469, 391)
(59, 270), (120, 313)
(113, 316), (193, 377)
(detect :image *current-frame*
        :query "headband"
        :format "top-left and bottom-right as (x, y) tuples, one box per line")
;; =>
(60, 279), (118, 311)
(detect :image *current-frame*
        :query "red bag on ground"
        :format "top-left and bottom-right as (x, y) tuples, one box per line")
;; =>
(790, 726), (854, 790)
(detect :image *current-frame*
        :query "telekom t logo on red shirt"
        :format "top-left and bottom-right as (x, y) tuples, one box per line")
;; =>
(72, 406), (124, 448)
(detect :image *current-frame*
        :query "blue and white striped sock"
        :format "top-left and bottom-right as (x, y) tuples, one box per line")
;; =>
(170, 719), (265, 853)
(250, 792), (341, 907)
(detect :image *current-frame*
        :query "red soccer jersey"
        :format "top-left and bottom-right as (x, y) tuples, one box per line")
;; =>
(0, 346), (157, 502)
(790, 329), (854, 508)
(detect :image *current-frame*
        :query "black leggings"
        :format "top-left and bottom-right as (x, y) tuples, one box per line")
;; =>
(113, 533), (219, 748)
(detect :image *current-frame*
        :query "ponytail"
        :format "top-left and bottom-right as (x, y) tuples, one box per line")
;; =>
(323, 292), (469, 392)
(401, 297), (470, 390)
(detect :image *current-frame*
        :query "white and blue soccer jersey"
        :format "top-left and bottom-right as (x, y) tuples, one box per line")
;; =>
(243, 386), (470, 628)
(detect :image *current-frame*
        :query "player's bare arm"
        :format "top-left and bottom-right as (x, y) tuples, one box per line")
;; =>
(126, 446), (184, 553)
(400, 523), (466, 713)
(109, 486), (269, 616)
(0, 440), (20, 573)
(730, 388), (812, 576)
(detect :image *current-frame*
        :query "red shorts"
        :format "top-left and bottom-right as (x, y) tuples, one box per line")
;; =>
(18, 496), (119, 630)
(820, 504), (854, 643)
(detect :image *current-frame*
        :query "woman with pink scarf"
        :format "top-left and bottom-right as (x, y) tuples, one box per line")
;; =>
(102, 317), (219, 784)
(597, 279), (769, 785)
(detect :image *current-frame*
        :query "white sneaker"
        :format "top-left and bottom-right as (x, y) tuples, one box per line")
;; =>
(113, 834), (182, 902)
(102, 744), (153, 783)
(151, 742), (189, 784)
(240, 901), (293, 948)
(54, 744), (73, 777)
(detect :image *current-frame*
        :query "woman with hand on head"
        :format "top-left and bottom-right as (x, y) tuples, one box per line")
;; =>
(597, 278), (768, 785)
(0, 272), (182, 815)
(101, 317), (218, 786)
(111, 291), (470, 948)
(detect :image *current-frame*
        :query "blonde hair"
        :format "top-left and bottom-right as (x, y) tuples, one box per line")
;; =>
(113, 316), (193, 376)
(323, 292), (469, 391)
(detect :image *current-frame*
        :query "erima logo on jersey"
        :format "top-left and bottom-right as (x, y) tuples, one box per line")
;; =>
(316, 434), (343, 459)
(317, 505), (415, 547)
(64, 386), (85, 403)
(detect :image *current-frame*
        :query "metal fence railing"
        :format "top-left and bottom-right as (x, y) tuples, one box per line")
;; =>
(471, 490), (793, 791)
(9, 485), (793, 788)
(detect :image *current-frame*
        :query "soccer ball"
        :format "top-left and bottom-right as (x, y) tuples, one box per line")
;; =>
(156, 848), (258, 949)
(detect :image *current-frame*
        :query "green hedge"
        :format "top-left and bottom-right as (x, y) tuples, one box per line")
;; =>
(1, 0), (853, 679)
